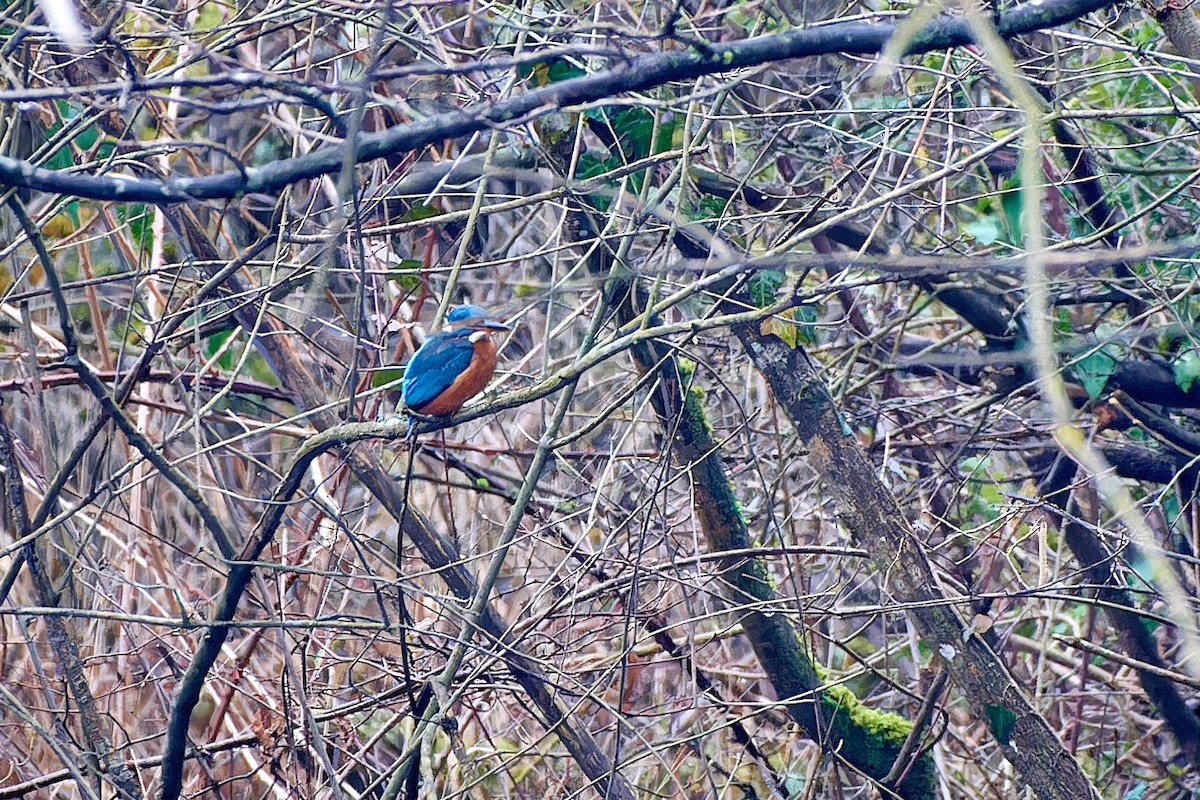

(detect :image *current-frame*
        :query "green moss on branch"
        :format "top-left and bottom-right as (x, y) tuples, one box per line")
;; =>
(627, 320), (937, 799)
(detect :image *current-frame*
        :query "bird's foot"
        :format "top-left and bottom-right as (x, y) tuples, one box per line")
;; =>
(401, 409), (454, 437)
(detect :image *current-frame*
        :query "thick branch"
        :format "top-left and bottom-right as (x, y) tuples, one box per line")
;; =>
(736, 328), (1100, 800)
(1039, 455), (1200, 768)
(617, 301), (937, 797)
(0, 0), (1117, 203)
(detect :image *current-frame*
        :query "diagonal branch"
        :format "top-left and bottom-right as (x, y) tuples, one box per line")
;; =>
(735, 326), (1101, 800)
(154, 213), (637, 800)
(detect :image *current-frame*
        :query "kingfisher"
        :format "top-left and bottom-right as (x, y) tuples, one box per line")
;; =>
(401, 305), (510, 418)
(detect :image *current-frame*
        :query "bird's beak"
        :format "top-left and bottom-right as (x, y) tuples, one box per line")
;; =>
(480, 318), (511, 331)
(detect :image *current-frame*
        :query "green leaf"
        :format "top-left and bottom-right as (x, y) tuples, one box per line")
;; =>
(399, 204), (439, 223)
(686, 194), (728, 223)
(610, 107), (656, 161)
(1173, 348), (1200, 393)
(761, 313), (798, 347)
(523, 58), (585, 85)
(576, 151), (617, 181)
(546, 59), (583, 83)
(589, 107), (680, 164)
(959, 455), (988, 473)
(748, 269), (785, 308)
(1073, 344), (1119, 400)
(1122, 781), (1148, 800)
(985, 704), (1017, 744)
(203, 329), (237, 371)
(575, 152), (619, 210)
(371, 366), (406, 389)
(195, 1), (225, 30)
(792, 303), (818, 345)
(760, 306), (818, 348)
(999, 188), (1023, 242)
(965, 215), (1002, 245)
(116, 203), (152, 250)
(386, 259), (423, 290)
(54, 101), (96, 150)
(654, 113), (681, 154)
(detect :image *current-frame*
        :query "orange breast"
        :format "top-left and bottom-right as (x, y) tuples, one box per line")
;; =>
(415, 333), (498, 416)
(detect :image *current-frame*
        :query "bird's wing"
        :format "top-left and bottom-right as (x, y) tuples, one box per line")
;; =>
(401, 331), (476, 411)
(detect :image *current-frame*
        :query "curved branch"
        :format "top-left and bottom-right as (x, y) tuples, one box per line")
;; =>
(0, 0), (1117, 203)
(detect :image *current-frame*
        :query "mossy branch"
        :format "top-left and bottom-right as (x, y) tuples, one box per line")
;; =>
(735, 324), (1100, 800)
(623, 310), (937, 799)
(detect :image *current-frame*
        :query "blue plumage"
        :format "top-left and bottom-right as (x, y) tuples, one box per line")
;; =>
(401, 328), (477, 411)
(446, 304), (490, 325)
(400, 305), (510, 416)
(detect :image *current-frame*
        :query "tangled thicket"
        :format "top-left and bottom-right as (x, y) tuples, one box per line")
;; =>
(2, 0), (1200, 798)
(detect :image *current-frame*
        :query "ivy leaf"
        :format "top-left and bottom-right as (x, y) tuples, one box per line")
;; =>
(1173, 348), (1200, 393)
(203, 329), (238, 372)
(761, 312), (798, 347)
(575, 152), (620, 210)
(986, 704), (1017, 745)
(399, 204), (439, 223)
(760, 306), (818, 348)
(610, 107), (655, 161)
(748, 269), (785, 308)
(1073, 344), (1119, 400)
(371, 367), (406, 389)
(525, 58), (584, 85)
(386, 259), (423, 290)
(1122, 781), (1148, 800)
(999, 187), (1023, 242)
(116, 203), (151, 249)
(576, 151), (616, 181)
(792, 303), (818, 345)
(965, 215), (1002, 246)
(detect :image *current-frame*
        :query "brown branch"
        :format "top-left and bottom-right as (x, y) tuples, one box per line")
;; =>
(735, 325), (1101, 800)
(153, 209), (637, 800)
(1039, 454), (1200, 768)
(606, 283), (938, 796)
(1, 207), (144, 800)
(0, 368), (293, 401)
